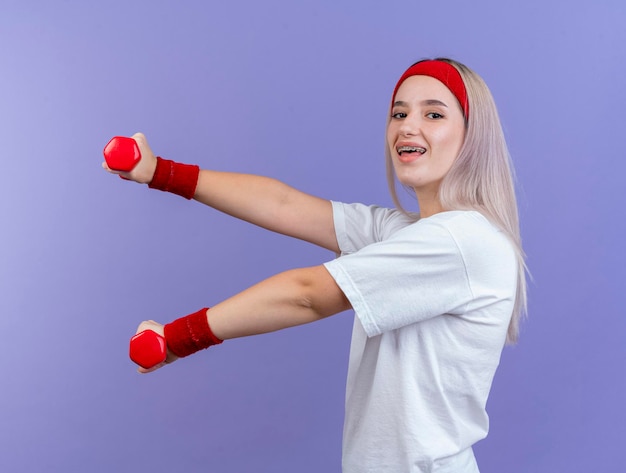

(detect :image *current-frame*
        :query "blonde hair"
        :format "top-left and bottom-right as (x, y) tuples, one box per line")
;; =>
(385, 58), (527, 344)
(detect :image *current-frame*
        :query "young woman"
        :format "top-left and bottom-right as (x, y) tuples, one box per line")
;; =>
(104, 58), (527, 472)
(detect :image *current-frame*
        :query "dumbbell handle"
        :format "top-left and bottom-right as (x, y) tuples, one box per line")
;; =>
(129, 330), (167, 369)
(104, 136), (142, 172)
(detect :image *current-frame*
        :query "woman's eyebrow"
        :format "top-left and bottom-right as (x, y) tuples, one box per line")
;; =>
(422, 99), (448, 108)
(392, 99), (449, 108)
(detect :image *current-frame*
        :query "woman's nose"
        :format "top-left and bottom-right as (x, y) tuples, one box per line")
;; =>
(399, 114), (421, 136)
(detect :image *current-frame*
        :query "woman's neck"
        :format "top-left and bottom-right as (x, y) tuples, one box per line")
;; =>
(415, 188), (444, 218)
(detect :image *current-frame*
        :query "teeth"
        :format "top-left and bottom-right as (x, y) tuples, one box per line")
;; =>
(397, 146), (426, 154)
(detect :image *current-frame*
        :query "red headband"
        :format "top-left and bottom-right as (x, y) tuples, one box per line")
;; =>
(391, 60), (469, 119)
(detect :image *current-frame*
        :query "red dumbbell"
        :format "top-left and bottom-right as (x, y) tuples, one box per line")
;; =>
(103, 136), (141, 172)
(129, 330), (167, 369)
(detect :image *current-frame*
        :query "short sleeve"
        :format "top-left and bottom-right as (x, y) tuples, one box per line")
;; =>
(324, 216), (474, 337)
(332, 201), (417, 254)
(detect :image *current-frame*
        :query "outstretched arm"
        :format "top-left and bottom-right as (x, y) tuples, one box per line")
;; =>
(194, 170), (337, 252)
(103, 133), (339, 252)
(135, 265), (351, 373)
(209, 265), (350, 339)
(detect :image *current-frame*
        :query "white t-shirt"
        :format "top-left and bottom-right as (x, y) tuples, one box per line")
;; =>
(323, 202), (517, 473)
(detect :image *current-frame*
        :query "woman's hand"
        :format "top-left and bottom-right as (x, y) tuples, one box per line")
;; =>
(133, 320), (179, 374)
(102, 132), (158, 185)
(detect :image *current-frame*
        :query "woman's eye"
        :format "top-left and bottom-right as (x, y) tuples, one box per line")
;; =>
(391, 112), (407, 119)
(426, 112), (444, 119)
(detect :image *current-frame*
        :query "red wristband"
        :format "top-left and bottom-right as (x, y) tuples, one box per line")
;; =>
(148, 157), (200, 200)
(163, 308), (223, 358)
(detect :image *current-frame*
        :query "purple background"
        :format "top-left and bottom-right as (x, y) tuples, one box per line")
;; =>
(1, 1), (624, 471)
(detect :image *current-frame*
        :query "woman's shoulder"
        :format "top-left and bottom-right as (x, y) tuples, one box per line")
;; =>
(423, 210), (498, 233)
(416, 210), (512, 255)
(426, 210), (516, 266)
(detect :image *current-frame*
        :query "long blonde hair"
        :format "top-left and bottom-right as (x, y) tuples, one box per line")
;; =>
(385, 58), (527, 344)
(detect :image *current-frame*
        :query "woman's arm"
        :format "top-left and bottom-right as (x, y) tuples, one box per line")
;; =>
(194, 170), (338, 251)
(103, 133), (339, 252)
(135, 265), (351, 373)
(208, 265), (350, 339)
